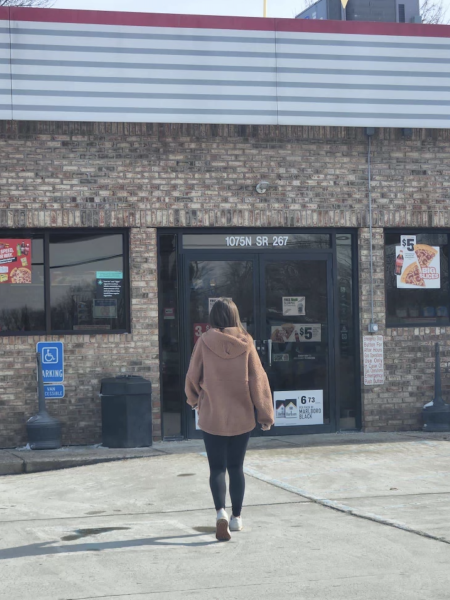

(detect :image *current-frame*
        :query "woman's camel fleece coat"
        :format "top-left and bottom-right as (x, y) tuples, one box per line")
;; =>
(185, 327), (274, 436)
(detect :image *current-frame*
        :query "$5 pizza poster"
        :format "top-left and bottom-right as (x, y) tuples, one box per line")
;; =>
(396, 243), (440, 289)
(0, 239), (32, 284)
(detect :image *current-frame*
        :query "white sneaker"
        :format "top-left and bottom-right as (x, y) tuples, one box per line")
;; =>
(230, 515), (243, 532)
(216, 508), (231, 541)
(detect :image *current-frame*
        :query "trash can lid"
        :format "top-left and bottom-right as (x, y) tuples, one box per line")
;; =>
(100, 375), (152, 396)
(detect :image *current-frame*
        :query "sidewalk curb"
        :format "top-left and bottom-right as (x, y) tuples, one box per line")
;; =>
(0, 448), (167, 476)
(0, 451), (24, 476)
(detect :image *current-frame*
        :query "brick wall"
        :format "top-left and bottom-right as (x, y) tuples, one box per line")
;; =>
(0, 228), (159, 448)
(1, 121), (450, 446)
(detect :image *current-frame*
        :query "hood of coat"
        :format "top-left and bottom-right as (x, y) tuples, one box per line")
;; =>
(202, 327), (251, 359)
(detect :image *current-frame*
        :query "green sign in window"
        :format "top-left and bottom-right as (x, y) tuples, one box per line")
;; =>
(96, 271), (123, 279)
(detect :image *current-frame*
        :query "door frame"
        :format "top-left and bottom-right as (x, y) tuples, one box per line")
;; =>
(157, 228), (361, 439)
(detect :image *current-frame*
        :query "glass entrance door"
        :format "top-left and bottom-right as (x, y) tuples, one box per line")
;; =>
(183, 251), (335, 438)
(260, 255), (334, 434)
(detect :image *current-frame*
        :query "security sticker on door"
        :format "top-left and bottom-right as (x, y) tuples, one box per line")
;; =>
(274, 390), (323, 426)
(282, 297), (305, 316)
(271, 324), (321, 343)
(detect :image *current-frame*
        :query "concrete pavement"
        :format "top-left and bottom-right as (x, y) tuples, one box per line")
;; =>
(1, 432), (450, 599)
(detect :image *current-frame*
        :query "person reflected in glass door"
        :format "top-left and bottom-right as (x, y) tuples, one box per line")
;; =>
(185, 299), (274, 541)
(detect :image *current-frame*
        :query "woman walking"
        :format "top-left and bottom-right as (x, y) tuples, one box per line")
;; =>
(185, 298), (274, 541)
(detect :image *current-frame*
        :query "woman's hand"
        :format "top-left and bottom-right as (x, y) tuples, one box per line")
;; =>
(261, 423), (271, 431)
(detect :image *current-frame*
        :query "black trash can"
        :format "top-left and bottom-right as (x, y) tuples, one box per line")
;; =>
(100, 375), (152, 448)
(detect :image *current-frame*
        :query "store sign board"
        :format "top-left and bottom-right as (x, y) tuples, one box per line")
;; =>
(363, 336), (384, 386)
(0, 239), (32, 284)
(274, 390), (324, 426)
(36, 342), (64, 383)
(183, 233), (330, 251)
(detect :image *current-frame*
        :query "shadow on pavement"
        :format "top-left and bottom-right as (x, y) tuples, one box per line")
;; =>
(0, 533), (217, 560)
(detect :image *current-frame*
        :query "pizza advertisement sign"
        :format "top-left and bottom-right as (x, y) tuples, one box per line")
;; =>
(0, 239), (32, 284)
(396, 241), (440, 289)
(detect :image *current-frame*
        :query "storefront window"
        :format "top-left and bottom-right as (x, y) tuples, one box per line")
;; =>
(0, 230), (129, 335)
(385, 232), (449, 326)
(50, 233), (126, 331)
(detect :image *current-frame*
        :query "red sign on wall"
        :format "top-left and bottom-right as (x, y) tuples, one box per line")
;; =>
(0, 239), (32, 284)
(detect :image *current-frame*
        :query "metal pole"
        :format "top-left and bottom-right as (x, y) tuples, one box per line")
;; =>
(36, 352), (47, 413)
(368, 135), (374, 326)
(434, 342), (444, 405)
(263, 0), (267, 18)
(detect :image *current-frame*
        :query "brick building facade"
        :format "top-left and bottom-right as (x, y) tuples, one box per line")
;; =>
(1, 121), (449, 447)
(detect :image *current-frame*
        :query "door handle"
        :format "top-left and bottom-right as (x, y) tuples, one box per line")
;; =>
(255, 340), (271, 367)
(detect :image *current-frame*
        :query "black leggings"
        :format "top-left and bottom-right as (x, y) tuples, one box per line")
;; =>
(202, 431), (250, 517)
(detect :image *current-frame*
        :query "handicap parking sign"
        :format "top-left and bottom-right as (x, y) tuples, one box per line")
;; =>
(36, 342), (64, 383)
(44, 384), (65, 399)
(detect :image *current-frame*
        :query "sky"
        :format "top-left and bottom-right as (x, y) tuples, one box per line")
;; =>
(52, 0), (341, 20)
(51, 0), (450, 22)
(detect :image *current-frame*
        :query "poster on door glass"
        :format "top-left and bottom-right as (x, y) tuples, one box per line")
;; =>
(271, 324), (321, 343)
(0, 239), (32, 284)
(282, 296), (305, 316)
(274, 390), (323, 426)
(208, 297), (232, 313)
(395, 241), (440, 289)
(193, 323), (210, 344)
